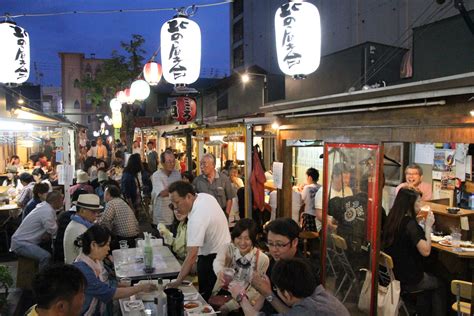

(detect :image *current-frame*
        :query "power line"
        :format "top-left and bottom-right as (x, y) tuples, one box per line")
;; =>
(1, 0), (233, 19)
(348, 1), (452, 90)
(362, 1), (453, 86)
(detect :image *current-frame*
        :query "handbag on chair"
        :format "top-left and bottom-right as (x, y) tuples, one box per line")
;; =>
(358, 269), (401, 316)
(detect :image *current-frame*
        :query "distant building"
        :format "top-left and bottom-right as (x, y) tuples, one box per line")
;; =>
(59, 52), (107, 131)
(42, 86), (62, 114)
(230, 0), (465, 74)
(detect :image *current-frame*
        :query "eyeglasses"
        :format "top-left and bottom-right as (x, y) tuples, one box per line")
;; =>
(168, 203), (175, 211)
(266, 241), (291, 249)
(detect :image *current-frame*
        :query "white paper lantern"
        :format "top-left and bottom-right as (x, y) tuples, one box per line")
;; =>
(112, 110), (122, 129)
(130, 79), (150, 101)
(161, 17), (201, 85)
(109, 98), (122, 112)
(0, 22), (30, 84)
(115, 90), (127, 104)
(274, 1), (321, 78)
(143, 62), (162, 86)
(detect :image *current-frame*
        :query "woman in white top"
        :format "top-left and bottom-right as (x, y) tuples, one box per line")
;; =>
(212, 219), (269, 314)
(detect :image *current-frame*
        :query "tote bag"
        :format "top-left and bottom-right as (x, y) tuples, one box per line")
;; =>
(358, 269), (401, 316)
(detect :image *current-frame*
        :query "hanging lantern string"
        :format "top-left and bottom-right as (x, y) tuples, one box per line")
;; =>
(175, 5), (198, 18)
(1, 0), (232, 19)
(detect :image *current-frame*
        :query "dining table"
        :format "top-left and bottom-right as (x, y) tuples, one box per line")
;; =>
(119, 280), (209, 316)
(112, 245), (182, 281)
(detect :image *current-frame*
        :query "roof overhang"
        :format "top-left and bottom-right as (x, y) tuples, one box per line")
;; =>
(263, 72), (474, 116)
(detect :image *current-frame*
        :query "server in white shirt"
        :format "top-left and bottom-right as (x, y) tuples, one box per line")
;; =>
(166, 181), (231, 301)
(10, 191), (63, 270)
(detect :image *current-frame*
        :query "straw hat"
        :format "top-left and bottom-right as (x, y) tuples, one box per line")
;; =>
(73, 194), (103, 211)
(76, 170), (90, 184)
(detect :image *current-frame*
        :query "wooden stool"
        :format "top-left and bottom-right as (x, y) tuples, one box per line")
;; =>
(299, 231), (319, 257)
(16, 256), (38, 290)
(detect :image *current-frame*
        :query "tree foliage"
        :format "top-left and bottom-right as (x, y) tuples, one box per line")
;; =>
(77, 34), (147, 107)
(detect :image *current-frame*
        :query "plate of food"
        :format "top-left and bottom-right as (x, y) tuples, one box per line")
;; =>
(200, 305), (215, 314)
(438, 240), (452, 247)
(184, 301), (202, 312)
(431, 234), (444, 243)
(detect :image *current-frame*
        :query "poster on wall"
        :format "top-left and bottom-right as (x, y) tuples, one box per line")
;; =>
(414, 143), (434, 165)
(433, 149), (455, 171)
(272, 162), (284, 189)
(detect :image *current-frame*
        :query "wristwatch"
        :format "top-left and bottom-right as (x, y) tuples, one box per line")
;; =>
(265, 293), (274, 302)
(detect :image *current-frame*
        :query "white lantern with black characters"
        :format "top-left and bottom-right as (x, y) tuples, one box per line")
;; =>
(0, 22), (30, 84)
(160, 16), (201, 85)
(274, 1), (321, 79)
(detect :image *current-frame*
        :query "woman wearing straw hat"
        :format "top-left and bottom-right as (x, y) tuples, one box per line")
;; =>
(69, 170), (94, 196)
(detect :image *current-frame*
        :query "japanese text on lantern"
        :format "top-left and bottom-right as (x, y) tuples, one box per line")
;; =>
(167, 20), (189, 80)
(279, 3), (302, 69)
(11, 25), (29, 81)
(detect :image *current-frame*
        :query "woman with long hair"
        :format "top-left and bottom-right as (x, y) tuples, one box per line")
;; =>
(120, 153), (143, 213)
(73, 224), (156, 315)
(382, 187), (446, 316)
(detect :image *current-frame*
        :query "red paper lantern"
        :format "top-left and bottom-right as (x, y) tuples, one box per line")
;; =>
(124, 88), (134, 104)
(171, 97), (197, 124)
(143, 62), (162, 86)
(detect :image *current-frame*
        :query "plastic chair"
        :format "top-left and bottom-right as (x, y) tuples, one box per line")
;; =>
(299, 231), (319, 258)
(331, 233), (358, 303)
(379, 251), (409, 316)
(451, 280), (472, 316)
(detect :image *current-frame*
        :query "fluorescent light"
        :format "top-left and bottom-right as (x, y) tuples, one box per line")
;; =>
(0, 121), (33, 131)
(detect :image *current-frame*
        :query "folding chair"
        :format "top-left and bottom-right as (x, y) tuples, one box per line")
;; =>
(331, 233), (358, 303)
(451, 280), (472, 316)
(379, 251), (409, 316)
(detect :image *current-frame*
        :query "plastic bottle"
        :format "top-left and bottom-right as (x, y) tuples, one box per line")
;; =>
(155, 278), (167, 316)
(144, 233), (153, 271)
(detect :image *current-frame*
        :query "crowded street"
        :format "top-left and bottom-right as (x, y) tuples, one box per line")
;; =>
(0, 0), (473, 315)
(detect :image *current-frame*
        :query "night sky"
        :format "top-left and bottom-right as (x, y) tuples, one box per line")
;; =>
(1, 0), (231, 86)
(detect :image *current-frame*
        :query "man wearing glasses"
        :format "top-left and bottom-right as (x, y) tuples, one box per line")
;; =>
(166, 181), (231, 301)
(251, 218), (319, 314)
(395, 163), (432, 201)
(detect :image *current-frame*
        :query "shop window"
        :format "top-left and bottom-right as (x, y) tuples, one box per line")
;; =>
(73, 99), (80, 109)
(233, 18), (243, 43)
(233, 0), (243, 18)
(233, 45), (244, 69)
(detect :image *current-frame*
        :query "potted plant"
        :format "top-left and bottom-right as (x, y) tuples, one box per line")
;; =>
(0, 265), (13, 308)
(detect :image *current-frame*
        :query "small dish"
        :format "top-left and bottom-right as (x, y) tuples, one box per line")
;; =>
(123, 300), (145, 312)
(439, 240), (452, 247)
(184, 292), (199, 301)
(184, 301), (202, 312)
(200, 305), (215, 314)
(446, 207), (460, 214)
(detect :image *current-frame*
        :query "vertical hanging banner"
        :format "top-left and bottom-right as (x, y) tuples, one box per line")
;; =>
(274, 1), (321, 79)
(161, 16), (201, 85)
(0, 22), (30, 84)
